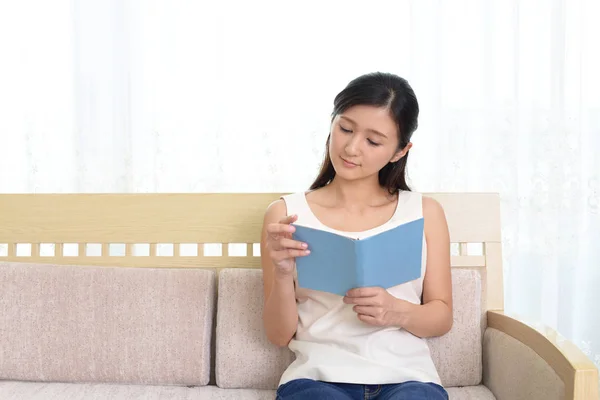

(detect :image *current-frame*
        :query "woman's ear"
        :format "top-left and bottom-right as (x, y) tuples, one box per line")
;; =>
(390, 142), (413, 163)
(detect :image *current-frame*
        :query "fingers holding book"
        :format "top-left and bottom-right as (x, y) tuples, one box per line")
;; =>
(267, 214), (297, 236)
(343, 286), (412, 327)
(265, 214), (311, 276)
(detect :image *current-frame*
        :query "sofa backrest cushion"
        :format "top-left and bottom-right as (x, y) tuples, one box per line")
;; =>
(0, 262), (215, 386)
(215, 267), (484, 389)
(427, 268), (484, 386)
(215, 268), (294, 389)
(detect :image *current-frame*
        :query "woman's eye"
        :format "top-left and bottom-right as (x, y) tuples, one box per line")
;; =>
(367, 139), (380, 146)
(340, 126), (352, 133)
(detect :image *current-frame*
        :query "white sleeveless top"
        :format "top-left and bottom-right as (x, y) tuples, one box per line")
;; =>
(278, 190), (442, 387)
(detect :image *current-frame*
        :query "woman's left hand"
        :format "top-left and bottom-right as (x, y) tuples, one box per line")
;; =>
(343, 286), (415, 327)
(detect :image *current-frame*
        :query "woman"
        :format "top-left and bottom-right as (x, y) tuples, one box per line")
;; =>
(260, 72), (452, 400)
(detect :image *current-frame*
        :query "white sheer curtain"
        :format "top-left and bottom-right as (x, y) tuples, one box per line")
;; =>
(1, 0), (599, 370)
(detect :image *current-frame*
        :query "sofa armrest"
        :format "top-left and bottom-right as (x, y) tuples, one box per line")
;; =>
(484, 310), (598, 400)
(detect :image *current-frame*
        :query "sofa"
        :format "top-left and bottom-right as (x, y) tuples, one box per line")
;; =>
(0, 193), (597, 399)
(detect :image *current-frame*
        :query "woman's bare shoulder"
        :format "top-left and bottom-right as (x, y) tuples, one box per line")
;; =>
(422, 195), (449, 236)
(263, 199), (287, 222)
(422, 195), (445, 214)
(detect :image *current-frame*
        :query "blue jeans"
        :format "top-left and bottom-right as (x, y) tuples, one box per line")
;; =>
(276, 379), (449, 400)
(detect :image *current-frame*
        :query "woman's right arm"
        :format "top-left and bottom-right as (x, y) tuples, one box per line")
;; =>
(260, 199), (309, 347)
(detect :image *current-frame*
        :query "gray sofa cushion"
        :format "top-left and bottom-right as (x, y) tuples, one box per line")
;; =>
(215, 268), (484, 389)
(215, 269), (294, 389)
(483, 327), (564, 400)
(0, 262), (215, 386)
(0, 381), (495, 399)
(427, 268), (485, 386)
(0, 381), (276, 400)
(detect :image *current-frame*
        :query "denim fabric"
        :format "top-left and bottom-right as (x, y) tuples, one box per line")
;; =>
(276, 378), (449, 400)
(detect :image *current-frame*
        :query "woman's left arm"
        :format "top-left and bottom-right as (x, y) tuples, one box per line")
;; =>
(344, 196), (453, 338)
(394, 196), (453, 337)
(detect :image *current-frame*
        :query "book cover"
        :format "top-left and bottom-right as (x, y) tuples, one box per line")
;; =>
(291, 218), (424, 296)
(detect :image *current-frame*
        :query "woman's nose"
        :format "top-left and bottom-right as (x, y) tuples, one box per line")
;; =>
(344, 135), (361, 155)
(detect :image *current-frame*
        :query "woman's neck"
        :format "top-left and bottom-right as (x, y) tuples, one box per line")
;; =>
(326, 176), (394, 211)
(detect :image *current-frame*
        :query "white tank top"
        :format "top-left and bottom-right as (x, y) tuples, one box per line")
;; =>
(278, 190), (442, 386)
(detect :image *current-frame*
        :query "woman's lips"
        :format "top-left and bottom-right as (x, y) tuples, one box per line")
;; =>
(341, 157), (359, 168)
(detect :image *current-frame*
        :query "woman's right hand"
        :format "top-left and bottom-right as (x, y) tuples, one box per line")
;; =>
(265, 214), (310, 277)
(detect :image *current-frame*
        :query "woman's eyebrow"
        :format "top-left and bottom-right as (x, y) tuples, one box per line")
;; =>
(340, 116), (388, 139)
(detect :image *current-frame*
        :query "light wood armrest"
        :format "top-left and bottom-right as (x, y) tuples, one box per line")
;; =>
(488, 310), (598, 400)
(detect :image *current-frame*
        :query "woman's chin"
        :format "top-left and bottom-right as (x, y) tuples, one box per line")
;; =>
(332, 165), (363, 181)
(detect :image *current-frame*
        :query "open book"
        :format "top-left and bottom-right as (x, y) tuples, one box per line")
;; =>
(291, 218), (424, 296)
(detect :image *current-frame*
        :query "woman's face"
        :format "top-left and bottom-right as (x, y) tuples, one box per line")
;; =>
(329, 105), (410, 181)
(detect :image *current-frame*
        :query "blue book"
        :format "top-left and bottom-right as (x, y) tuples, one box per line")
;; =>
(291, 218), (424, 296)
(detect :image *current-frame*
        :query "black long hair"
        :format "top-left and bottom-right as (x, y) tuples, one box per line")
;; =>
(309, 72), (419, 194)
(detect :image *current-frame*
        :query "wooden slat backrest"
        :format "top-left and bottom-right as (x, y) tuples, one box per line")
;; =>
(0, 192), (503, 310)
